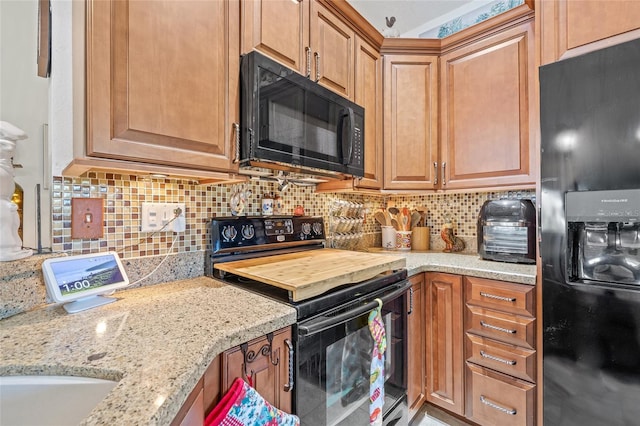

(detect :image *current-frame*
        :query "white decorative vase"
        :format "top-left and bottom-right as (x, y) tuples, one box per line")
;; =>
(0, 121), (32, 261)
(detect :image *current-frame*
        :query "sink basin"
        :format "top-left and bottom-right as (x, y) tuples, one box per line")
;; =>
(0, 375), (118, 426)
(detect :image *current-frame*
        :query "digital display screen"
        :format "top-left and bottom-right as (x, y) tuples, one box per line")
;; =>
(264, 219), (293, 236)
(49, 254), (126, 296)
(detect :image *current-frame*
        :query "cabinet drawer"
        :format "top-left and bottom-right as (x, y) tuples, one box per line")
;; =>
(465, 277), (535, 317)
(466, 305), (535, 349)
(466, 363), (535, 426)
(466, 333), (536, 382)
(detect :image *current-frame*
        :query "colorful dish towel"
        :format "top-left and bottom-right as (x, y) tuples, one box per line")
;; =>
(368, 298), (387, 426)
(205, 377), (300, 426)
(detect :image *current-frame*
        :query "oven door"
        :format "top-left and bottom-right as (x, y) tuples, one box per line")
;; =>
(295, 280), (410, 426)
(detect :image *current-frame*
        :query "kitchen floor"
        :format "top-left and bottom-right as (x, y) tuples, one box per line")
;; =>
(411, 404), (471, 426)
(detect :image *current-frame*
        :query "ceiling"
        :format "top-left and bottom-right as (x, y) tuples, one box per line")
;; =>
(346, 0), (494, 37)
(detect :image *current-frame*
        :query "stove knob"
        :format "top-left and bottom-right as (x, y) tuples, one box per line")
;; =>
(312, 222), (323, 235)
(302, 223), (312, 235)
(241, 224), (255, 240)
(222, 225), (238, 242)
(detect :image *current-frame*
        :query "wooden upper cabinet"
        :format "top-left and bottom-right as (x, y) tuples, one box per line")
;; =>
(309, 1), (355, 99)
(439, 20), (535, 190)
(425, 272), (464, 416)
(539, 0), (640, 65)
(241, 0), (309, 73)
(354, 36), (383, 189)
(242, 0), (355, 100)
(383, 54), (439, 190)
(86, 0), (240, 172)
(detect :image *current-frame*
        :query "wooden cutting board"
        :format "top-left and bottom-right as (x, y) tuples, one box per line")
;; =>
(215, 249), (406, 301)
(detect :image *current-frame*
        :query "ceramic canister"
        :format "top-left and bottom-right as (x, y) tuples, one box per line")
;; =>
(396, 230), (412, 251)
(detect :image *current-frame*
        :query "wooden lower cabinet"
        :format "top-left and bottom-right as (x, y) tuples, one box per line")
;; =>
(172, 326), (293, 425)
(407, 273), (426, 420)
(221, 327), (293, 413)
(465, 363), (535, 426)
(425, 272), (464, 416)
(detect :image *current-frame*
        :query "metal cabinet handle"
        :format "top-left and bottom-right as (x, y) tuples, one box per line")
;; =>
(305, 47), (311, 78)
(283, 339), (294, 392)
(314, 52), (321, 82)
(480, 292), (516, 302)
(434, 162), (438, 185)
(408, 287), (414, 315)
(442, 162), (446, 186)
(480, 395), (517, 415)
(480, 320), (516, 334)
(233, 123), (240, 163)
(480, 350), (517, 365)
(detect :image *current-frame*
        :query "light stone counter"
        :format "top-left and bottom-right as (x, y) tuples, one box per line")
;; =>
(0, 276), (296, 425)
(367, 249), (536, 285)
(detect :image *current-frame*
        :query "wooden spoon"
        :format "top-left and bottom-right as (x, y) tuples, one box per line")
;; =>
(391, 218), (400, 231)
(374, 211), (388, 226)
(388, 206), (400, 216)
(411, 211), (421, 229)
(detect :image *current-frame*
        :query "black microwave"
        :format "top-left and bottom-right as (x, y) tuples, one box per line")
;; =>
(240, 51), (364, 177)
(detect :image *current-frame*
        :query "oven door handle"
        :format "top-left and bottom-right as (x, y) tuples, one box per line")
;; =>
(298, 281), (411, 336)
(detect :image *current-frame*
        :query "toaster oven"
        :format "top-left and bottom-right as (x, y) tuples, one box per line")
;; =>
(477, 199), (536, 264)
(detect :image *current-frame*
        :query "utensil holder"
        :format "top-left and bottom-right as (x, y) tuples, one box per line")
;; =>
(412, 227), (430, 251)
(396, 230), (412, 251)
(381, 226), (395, 250)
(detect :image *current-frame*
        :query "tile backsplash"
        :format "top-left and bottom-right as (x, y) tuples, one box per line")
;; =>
(50, 174), (534, 257)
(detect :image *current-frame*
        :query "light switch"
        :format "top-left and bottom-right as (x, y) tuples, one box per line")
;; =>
(71, 198), (104, 239)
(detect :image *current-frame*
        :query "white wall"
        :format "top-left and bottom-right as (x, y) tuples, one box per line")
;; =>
(0, 0), (51, 250)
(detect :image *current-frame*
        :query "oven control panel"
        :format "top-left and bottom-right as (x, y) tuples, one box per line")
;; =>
(210, 216), (326, 253)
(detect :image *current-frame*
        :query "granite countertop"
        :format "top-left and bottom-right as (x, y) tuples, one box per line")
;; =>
(366, 249), (537, 285)
(0, 250), (535, 425)
(0, 276), (296, 425)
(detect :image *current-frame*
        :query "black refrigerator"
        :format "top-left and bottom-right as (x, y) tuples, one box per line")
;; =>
(540, 38), (640, 425)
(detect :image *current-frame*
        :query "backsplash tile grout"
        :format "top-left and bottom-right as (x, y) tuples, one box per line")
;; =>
(51, 174), (534, 257)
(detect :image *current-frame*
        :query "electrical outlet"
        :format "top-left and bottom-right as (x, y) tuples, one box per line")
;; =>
(140, 203), (186, 233)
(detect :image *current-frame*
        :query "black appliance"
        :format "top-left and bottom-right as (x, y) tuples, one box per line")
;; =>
(206, 216), (410, 425)
(540, 37), (640, 426)
(477, 198), (536, 264)
(240, 51), (365, 178)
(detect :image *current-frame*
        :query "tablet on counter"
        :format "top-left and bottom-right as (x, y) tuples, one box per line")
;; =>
(42, 252), (129, 313)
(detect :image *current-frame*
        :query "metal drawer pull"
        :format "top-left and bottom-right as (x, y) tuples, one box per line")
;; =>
(480, 321), (516, 334)
(434, 162), (438, 185)
(480, 292), (516, 302)
(480, 350), (517, 365)
(284, 339), (294, 392)
(480, 395), (517, 415)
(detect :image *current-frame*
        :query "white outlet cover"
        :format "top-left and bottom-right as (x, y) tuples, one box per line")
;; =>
(140, 203), (185, 232)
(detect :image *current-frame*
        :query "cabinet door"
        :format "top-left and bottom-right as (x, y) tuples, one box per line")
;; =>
(171, 380), (204, 426)
(426, 273), (464, 415)
(221, 327), (293, 413)
(383, 55), (439, 190)
(309, 1), (355, 99)
(539, 0), (640, 65)
(87, 0), (239, 172)
(241, 0), (309, 74)
(354, 36), (383, 189)
(440, 20), (535, 190)
(407, 273), (426, 420)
